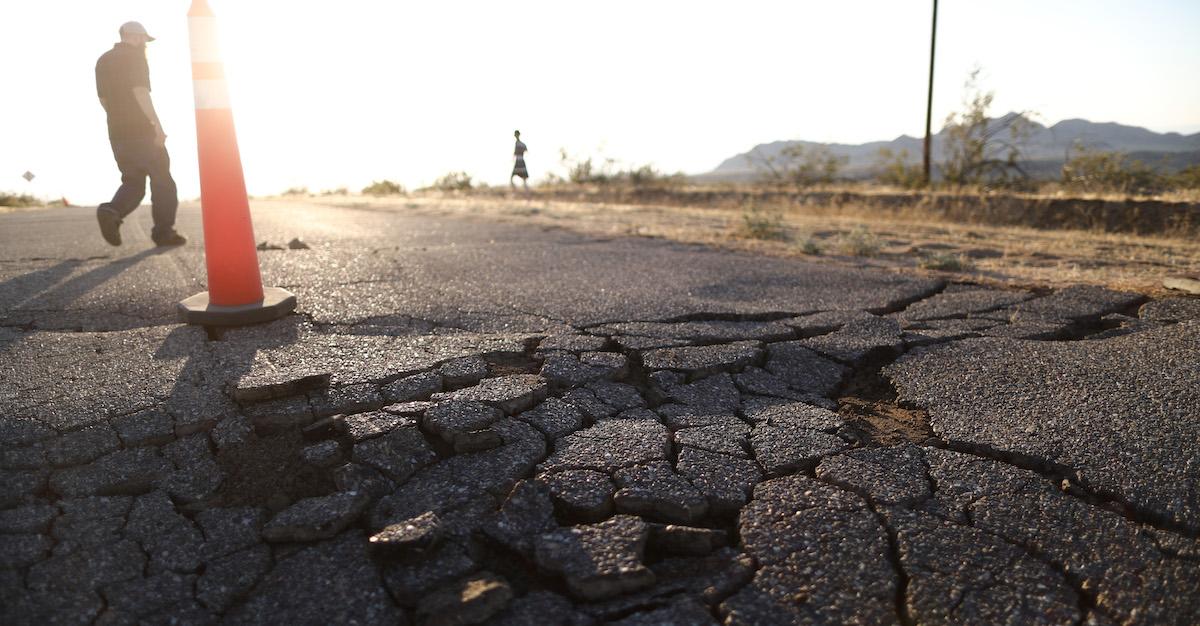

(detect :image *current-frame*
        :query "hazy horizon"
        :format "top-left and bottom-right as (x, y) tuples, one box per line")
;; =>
(3, 0), (1199, 204)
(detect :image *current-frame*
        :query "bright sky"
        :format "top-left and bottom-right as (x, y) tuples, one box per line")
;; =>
(3, 1), (1199, 203)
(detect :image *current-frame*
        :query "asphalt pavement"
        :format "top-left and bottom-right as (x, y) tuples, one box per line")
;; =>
(1, 200), (1197, 625)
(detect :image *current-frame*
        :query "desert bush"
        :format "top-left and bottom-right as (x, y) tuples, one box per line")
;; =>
(281, 186), (309, 196)
(622, 164), (676, 186)
(569, 158), (608, 185)
(796, 236), (822, 255)
(622, 164), (687, 188)
(430, 171), (473, 191)
(559, 149), (613, 185)
(362, 180), (406, 196)
(556, 150), (685, 188)
(833, 227), (881, 257)
(749, 144), (847, 187)
(625, 164), (659, 186)
(1173, 165), (1200, 190)
(1061, 143), (1165, 195)
(940, 69), (1035, 188)
(874, 148), (926, 189)
(0, 191), (39, 207)
(918, 251), (972, 271)
(735, 207), (788, 241)
(320, 187), (349, 196)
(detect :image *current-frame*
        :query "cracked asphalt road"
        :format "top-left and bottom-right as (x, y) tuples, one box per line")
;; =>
(1, 200), (1198, 625)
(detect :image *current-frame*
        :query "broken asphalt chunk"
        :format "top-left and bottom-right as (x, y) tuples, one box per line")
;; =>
(423, 400), (503, 450)
(534, 515), (655, 601)
(676, 447), (762, 516)
(382, 370), (444, 403)
(431, 375), (549, 415)
(538, 418), (670, 475)
(233, 371), (331, 404)
(369, 510), (443, 556)
(648, 524), (728, 556)
(262, 491), (370, 542)
(613, 461), (709, 523)
(749, 419), (848, 475)
(538, 469), (616, 522)
(798, 315), (903, 365)
(517, 398), (585, 440)
(483, 480), (558, 557)
(351, 425), (437, 483)
(641, 341), (763, 378)
(541, 352), (628, 386)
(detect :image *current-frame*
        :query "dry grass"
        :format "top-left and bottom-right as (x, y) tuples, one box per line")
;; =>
(832, 227), (882, 257)
(300, 192), (1199, 296)
(526, 180), (1200, 203)
(0, 192), (43, 211)
(734, 207), (789, 241)
(457, 183), (1200, 240)
(918, 251), (974, 272)
(795, 235), (823, 256)
(1009, 182), (1200, 204)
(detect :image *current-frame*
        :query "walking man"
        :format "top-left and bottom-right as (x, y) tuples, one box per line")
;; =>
(95, 21), (186, 247)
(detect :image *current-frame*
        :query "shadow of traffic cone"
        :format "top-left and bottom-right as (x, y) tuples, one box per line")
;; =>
(177, 0), (296, 326)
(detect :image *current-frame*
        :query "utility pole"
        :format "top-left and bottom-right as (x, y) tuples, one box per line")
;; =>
(923, 0), (938, 185)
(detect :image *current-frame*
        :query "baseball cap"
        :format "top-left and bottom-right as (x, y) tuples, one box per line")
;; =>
(119, 21), (156, 42)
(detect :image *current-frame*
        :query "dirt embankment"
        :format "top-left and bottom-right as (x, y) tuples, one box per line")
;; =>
(331, 189), (1197, 296)
(473, 186), (1200, 238)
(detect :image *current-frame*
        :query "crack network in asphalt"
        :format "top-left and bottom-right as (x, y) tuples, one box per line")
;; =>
(3, 279), (1197, 624)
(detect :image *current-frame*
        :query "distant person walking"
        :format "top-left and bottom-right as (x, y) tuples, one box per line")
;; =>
(94, 21), (186, 247)
(511, 130), (529, 192)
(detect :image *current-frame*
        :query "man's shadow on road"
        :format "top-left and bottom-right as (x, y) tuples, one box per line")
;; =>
(0, 259), (84, 313)
(2, 248), (169, 315)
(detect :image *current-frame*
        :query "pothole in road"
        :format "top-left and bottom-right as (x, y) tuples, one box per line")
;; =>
(837, 354), (936, 446)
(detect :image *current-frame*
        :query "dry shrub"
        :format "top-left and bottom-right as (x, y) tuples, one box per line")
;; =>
(918, 251), (973, 271)
(735, 207), (788, 241)
(834, 226), (881, 256)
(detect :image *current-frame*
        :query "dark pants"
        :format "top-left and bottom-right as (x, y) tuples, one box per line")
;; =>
(101, 136), (178, 239)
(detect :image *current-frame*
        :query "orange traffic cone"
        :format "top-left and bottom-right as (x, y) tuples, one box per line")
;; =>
(177, 0), (295, 326)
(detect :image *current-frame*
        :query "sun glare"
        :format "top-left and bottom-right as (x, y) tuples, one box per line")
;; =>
(1, 0), (1197, 203)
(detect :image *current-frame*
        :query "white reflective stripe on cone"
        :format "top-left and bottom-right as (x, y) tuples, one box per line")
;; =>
(193, 79), (231, 110)
(188, 17), (221, 62)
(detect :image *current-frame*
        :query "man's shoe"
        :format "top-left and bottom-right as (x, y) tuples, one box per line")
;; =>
(96, 207), (122, 246)
(152, 231), (188, 247)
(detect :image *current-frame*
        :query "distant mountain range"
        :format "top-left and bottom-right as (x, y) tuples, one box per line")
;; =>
(703, 115), (1200, 181)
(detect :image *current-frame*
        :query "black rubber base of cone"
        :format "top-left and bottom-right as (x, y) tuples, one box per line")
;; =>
(177, 287), (297, 326)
